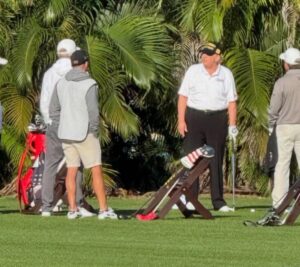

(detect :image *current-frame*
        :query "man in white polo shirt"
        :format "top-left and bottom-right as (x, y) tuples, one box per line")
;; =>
(177, 43), (238, 212)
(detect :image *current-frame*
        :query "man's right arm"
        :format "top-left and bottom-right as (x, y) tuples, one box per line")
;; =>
(177, 95), (188, 137)
(269, 80), (282, 129)
(177, 67), (193, 137)
(40, 72), (51, 124)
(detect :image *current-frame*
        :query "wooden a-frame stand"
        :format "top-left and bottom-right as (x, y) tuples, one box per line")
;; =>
(139, 158), (213, 220)
(274, 179), (300, 225)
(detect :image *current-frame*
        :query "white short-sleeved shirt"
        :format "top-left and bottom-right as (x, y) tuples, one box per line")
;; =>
(178, 63), (237, 110)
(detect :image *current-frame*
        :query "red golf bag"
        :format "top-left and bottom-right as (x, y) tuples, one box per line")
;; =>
(16, 117), (94, 213)
(17, 121), (47, 211)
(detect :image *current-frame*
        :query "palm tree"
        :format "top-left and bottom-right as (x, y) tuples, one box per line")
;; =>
(0, 0), (94, 172)
(172, 0), (299, 193)
(0, 0), (175, 190)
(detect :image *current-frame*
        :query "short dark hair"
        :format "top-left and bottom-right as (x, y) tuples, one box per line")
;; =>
(71, 50), (89, 66)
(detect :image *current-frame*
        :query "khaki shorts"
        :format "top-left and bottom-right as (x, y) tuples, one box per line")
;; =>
(62, 133), (102, 168)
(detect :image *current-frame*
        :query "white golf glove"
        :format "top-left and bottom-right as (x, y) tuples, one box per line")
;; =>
(0, 57), (8, 65)
(228, 125), (238, 140)
(268, 127), (274, 136)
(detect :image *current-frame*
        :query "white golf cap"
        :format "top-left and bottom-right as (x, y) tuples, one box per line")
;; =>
(279, 47), (300, 65)
(0, 57), (8, 65)
(56, 39), (78, 56)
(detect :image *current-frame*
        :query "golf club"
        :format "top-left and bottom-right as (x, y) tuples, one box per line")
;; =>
(231, 137), (237, 211)
(136, 177), (181, 221)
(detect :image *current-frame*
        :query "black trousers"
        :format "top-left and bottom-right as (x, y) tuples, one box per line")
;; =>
(183, 107), (228, 210)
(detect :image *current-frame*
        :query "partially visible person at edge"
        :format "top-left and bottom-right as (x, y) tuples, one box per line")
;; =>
(40, 39), (93, 217)
(269, 47), (300, 209)
(0, 56), (8, 143)
(177, 43), (238, 212)
(49, 50), (118, 220)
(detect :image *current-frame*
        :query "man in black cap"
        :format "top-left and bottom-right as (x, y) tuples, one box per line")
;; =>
(177, 43), (238, 212)
(49, 50), (117, 220)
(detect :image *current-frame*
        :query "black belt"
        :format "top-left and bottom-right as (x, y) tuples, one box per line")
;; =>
(197, 109), (227, 115)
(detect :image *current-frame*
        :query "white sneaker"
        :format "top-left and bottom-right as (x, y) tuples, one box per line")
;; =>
(284, 207), (292, 214)
(172, 195), (186, 210)
(218, 205), (234, 212)
(186, 202), (195, 210)
(98, 207), (118, 220)
(52, 201), (63, 212)
(79, 207), (96, 218)
(67, 210), (80, 220)
(41, 211), (51, 217)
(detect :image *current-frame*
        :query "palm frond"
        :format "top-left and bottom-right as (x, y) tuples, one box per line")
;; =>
(0, 86), (35, 135)
(179, 0), (198, 32)
(103, 17), (154, 88)
(0, 65), (12, 86)
(101, 83), (140, 139)
(225, 48), (278, 128)
(180, 0), (231, 42)
(85, 36), (117, 91)
(11, 19), (45, 89)
(259, 14), (287, 55)
(42, 0), (72, 25)
(99, 118), (110, 146)
(101, 15), (172, 88)
(0, 126), (28, 174)
(82, 163), (118, 194)
(281, 0), (299, 47)
(86, 35), (140, 139)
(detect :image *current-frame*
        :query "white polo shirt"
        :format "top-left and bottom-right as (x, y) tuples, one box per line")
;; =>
(178, 63), (237, 110)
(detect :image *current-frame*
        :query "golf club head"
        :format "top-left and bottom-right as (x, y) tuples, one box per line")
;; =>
(117, 214), (132, 220)
(136, 211), (158, 221)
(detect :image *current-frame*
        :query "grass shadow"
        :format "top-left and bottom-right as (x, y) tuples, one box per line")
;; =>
(0, 209), (20, 214)
(233, 205), (271, 210)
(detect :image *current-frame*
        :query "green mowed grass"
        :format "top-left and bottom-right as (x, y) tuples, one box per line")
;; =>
(0, 195), (300, 267)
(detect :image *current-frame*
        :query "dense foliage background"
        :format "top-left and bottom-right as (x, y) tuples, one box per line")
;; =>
(0, 0), (299, 194)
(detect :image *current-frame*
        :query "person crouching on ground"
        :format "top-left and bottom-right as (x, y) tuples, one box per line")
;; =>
(49, 50), (117, 219)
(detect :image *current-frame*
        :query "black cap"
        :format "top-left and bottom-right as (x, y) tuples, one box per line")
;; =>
(199, 43), (221, 56)
(71, 50), (89, 66)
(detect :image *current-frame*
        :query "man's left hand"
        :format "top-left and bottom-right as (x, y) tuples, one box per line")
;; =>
(228, 125), (238, 140)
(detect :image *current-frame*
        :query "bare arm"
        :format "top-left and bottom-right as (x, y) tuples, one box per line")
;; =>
(228, 101), (237, 126)
(177, 95), (188, 137)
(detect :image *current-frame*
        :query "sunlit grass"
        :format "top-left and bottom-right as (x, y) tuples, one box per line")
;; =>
(0, 195), (299, 267)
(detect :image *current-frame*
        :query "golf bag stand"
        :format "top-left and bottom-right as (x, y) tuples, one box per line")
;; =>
(17, 117), (95, 214)
(137, 158), (213, 220)
(273, 179), (300, 225)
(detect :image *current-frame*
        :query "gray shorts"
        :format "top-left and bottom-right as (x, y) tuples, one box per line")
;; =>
(62, 133), (102, 168)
